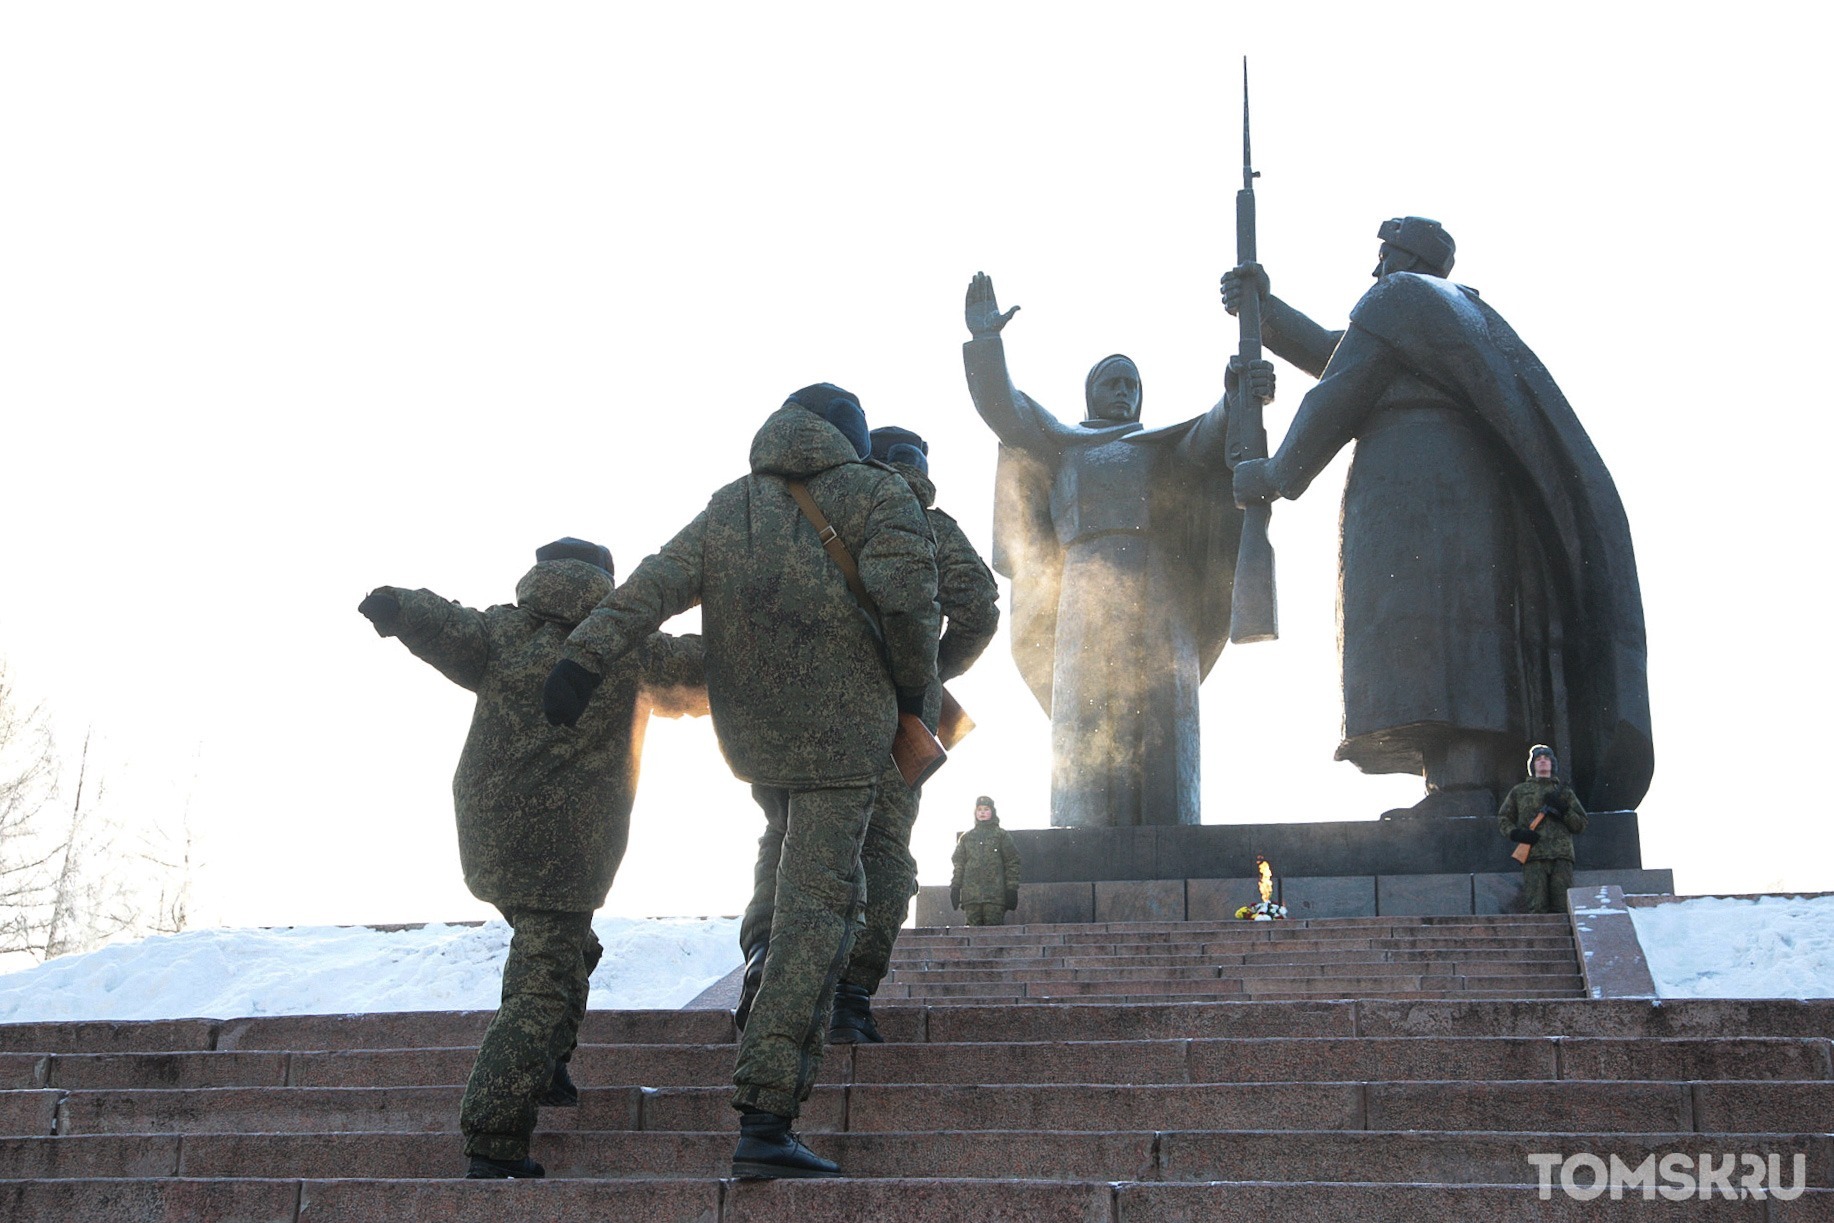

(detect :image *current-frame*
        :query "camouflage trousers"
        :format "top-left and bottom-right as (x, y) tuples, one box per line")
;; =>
(460, 908), (602, 1159)
(740, 765), (918, 998)
(1522, 858), (1575, 915)
(733, 782), (874, 1118)
(964, 903), (1006, 926)
(843, 765), (922, 994)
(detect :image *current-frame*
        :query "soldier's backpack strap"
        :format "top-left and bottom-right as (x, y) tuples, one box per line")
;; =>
(787, 478), (975, 751)
(786, 479), (882, 625)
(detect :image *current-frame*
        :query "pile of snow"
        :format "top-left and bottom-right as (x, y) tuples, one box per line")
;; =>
(1630, 895), (1834, 999)
(0, 916), (741, 1023)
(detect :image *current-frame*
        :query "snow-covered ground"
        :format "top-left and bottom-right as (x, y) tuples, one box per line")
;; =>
(1630, 895), (1834, 999)
(0, 916), (740, 1024)
(4, 896), (1831, 1022)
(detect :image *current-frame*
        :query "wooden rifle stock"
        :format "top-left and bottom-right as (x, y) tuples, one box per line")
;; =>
(1511, 811), (1546, 865)
(893, 713), (948, 789)
(937, 687), (974, 750)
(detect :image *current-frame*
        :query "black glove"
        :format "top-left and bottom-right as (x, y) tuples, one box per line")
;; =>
(896, 687), (927, 719)
(1509, 826), (1541, 846)
(1004, 887), (1019, 912)
(949, 885), (961, 910)
(1539, 796), (1566, 821)
(357, 591), (401, 637)
(542, 659), (603, 727)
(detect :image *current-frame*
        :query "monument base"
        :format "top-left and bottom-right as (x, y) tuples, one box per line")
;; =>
(1007, 812), (1649, 882)
(914, 812), (1669, 925)
(916, 867), (1673, 925)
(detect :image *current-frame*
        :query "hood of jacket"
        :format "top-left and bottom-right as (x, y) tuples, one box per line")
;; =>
(750, 404), (864, 480)
(892, 462), (937, 509)
(517, 559), (614, 627)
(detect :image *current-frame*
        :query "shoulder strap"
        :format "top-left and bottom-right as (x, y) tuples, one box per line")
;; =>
(786, 479), (882, 626)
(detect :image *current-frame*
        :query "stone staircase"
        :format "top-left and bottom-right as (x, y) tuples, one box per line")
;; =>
(881, 913), (1588, 1003)
(3, 913), (1830, 1220)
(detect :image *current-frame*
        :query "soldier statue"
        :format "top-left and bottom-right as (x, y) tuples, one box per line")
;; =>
(963, 271), (1272, 827)
(1224, 217), (1652, 817)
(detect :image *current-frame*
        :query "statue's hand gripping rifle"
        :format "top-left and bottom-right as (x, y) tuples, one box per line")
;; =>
(1226, 59), (1278, 644)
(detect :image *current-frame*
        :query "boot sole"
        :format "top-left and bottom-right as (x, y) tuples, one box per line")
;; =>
(731, 1160), (842, 1179)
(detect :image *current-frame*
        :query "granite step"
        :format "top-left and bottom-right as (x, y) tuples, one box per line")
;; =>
(889, 947), (1584, 969)
(894, 938), (1584, 953)
(886, 962), (1585, 984)
(22, 1079), (1834, 1139)
(15, 1036), (1821, 1093)
(3, 1128), (1826, 1185)
(881, 980), (1588, 1001)
(10, 1176), (1823, 1223)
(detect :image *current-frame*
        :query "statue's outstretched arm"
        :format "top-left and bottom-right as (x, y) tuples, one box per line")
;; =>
(1235, 325), (1400, 505)
(1222, 263), (1344, 378)
(962, 272), (1070, 460)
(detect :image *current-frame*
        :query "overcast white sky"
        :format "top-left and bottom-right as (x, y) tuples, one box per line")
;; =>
(3, 4), (1829, 931)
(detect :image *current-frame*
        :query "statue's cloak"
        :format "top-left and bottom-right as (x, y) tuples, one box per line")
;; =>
(990, 404), (1243, 715)
(1348, 272), (1653, 810)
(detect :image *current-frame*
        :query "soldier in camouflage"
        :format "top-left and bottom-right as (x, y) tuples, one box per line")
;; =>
(951, 795), (1022, 925)
(735, 425), (1000, 1045)
(543, 385), (939, 1179)
(358, 537), (703, 1179)
(1498, 744), (1589, 914)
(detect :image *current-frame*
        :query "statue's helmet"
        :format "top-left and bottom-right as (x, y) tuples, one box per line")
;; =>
(1377, 216), (1456, 277)
(1526, 743), (1558, 777)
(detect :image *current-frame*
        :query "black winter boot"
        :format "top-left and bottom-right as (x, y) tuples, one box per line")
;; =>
(465, 1153), (546, 1179)
(731, 1109), (841, 1179)
(733, 942), (768, 1033)
(827, 982), (883, 1044)
(538, 1059), (579, 1107)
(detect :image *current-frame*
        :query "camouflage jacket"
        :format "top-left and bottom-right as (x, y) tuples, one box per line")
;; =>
(564, 405), (939, 787)
(380, 559), (704, 911)
(951, 816), (1021, 906)
(892, 463), (1000, 688)
(1497, 777), (1588, 863)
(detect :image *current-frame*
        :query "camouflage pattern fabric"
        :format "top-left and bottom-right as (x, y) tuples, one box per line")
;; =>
(891, 463), (1000, 687)
(1496, 777), (1588, 863)
(952, 815), (1022, 908)
(963, 902), (1006, 926)
(1522, 857), (1575, 915)
(377, 561), (705, 911)
(737, 759), (915, 997)
(732, 782), (876, 1118)
(562, 404), (940, 788)
(831, 465), (999, 995)
(840, 762), (920, 993)
(460, 908), (601, 1159)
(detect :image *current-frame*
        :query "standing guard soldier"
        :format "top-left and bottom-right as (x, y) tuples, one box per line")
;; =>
(1498, 744), (1588, 914)
(951, 796), (1022, 925)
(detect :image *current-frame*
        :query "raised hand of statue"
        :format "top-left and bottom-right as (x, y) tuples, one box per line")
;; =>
(965, 271), (1020, 338)
(1220, 262), (1270, 317)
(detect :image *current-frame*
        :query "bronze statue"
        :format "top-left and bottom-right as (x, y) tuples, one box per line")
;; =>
(963, 272), (1271, 827)
(1224, 218), (1653, 817)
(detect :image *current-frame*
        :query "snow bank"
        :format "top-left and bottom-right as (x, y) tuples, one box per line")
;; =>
(0, 916), (740, 1023)
(1630, 895), (1834, 999)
